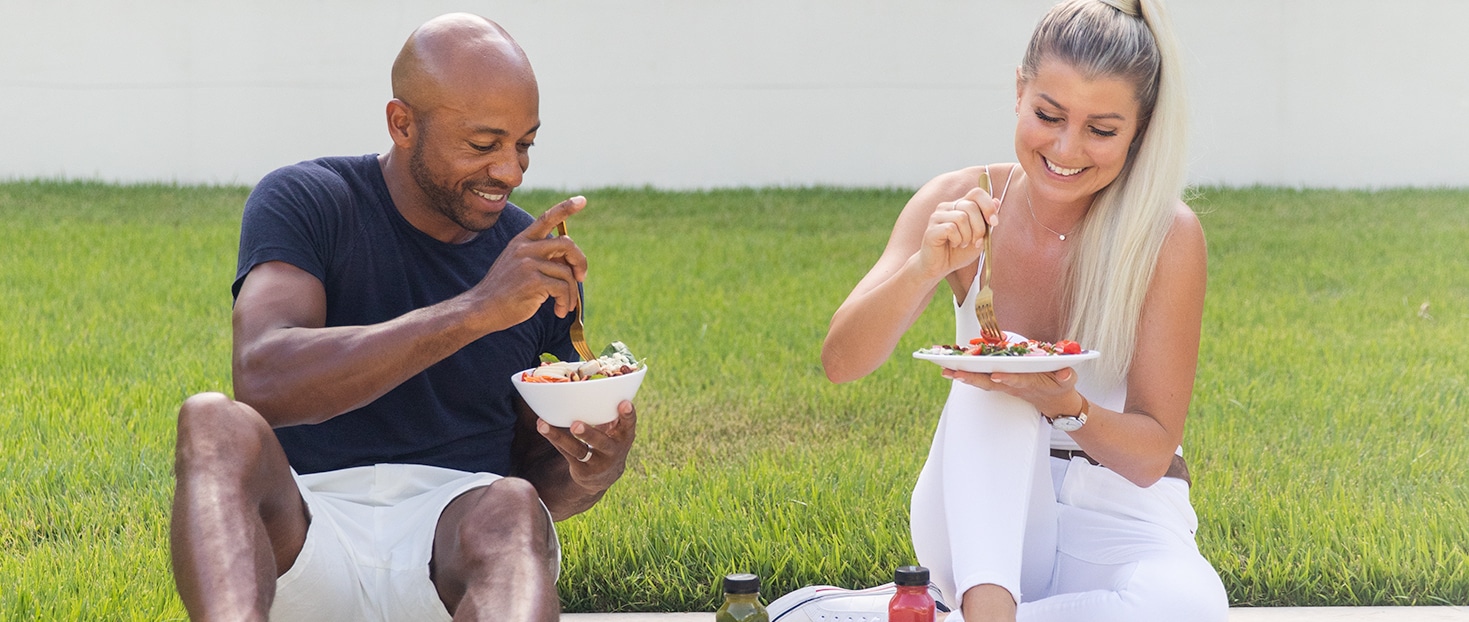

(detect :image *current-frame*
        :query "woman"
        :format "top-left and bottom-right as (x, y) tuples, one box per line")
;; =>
(821, 1), (1227, 620)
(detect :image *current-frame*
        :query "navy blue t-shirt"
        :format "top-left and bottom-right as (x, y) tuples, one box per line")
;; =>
(233, 154), (576, 475)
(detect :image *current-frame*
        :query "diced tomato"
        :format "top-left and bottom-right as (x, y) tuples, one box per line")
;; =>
(1056, 340), (1082, 355)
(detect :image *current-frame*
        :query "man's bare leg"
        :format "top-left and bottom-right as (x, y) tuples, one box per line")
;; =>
(431, 478), (560, 622)
(170, 392), (309, 621)
(962, 584), (1018, 622)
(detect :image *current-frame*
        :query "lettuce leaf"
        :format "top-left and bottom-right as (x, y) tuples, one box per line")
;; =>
(599, 341), (639, 365)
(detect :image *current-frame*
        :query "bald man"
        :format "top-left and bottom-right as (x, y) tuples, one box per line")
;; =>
(169, 14), (636, 621)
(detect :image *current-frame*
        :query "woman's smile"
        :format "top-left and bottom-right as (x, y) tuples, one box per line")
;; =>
(1042, 156), (1086, 177)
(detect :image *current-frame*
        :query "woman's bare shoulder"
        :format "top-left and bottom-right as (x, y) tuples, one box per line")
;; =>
(912, 164), (1015, 205)
(1165, 199), (1205, 251)
(1156, 199), (1207, 278)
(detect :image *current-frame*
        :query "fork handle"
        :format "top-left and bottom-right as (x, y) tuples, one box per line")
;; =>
(978, 171), (993, 286)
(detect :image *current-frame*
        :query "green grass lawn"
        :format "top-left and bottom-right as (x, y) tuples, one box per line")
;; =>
(1, 181), (1465, 618)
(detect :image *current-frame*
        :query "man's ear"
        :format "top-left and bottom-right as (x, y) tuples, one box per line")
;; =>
(386, 99), (415, 149)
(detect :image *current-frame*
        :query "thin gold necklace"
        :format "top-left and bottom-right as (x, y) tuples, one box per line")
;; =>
(1026, 191), (1074, 241)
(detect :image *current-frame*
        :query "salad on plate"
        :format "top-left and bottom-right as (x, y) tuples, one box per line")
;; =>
(917, 336), (1084, 357)
(913, 334), (1099, 374)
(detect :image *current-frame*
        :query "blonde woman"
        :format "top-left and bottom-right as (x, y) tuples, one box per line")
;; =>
(822, 0), (1227, 620)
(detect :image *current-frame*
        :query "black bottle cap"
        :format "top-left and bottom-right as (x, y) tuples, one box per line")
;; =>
(895, 565), (929, 586)
(724, 573), (761, 594)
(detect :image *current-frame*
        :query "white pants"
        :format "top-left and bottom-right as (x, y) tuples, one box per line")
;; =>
(910, 382), (1228, 622)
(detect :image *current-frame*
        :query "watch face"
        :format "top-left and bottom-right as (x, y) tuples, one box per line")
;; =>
(1053, 414), (1085, 432)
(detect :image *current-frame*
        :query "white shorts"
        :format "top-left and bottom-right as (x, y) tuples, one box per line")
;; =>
(269, 463), (561, 622)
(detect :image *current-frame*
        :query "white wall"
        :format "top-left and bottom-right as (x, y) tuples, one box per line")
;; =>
(2, 1), (1464, 190)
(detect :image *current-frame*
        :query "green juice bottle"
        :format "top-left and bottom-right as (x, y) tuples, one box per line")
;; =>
(714, 573), (769, 622)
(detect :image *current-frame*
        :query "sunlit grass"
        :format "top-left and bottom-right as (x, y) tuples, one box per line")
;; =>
(1, 182), (1465, 617)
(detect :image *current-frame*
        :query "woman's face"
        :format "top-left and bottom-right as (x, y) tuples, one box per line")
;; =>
(1014, 59), (1142, 209)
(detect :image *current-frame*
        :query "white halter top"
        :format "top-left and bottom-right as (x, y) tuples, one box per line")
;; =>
(950, 165), (1125, 451)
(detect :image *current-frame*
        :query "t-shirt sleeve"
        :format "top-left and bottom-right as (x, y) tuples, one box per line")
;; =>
(232, 163), (344, 299)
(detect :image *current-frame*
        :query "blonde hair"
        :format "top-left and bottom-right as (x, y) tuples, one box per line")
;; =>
(1020, 0), (1189, 386)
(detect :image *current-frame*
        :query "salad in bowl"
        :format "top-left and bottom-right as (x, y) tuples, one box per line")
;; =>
(512, 342), (646, 427)
(519, 342), (642, 383)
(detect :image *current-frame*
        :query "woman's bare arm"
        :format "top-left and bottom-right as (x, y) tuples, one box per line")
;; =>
(822, 167), (996, 383)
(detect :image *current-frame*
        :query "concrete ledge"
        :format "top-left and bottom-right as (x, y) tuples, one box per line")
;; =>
(563, 608), (1469, 621)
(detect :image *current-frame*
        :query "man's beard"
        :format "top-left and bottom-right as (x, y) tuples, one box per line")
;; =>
(408, 145), (498, 234)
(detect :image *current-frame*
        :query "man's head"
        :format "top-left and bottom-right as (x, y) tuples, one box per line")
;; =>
(385, 14), (540, 241)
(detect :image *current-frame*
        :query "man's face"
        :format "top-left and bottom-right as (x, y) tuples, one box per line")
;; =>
(406, 77), (540, 237)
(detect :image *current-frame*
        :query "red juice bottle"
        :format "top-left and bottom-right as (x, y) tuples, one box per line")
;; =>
(888, 565), (936, 622)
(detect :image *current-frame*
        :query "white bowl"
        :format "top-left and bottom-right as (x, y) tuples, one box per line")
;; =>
(510, 365), (647, 428)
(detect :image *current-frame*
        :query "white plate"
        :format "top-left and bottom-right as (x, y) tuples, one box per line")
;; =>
(913, 349), (1100, 374)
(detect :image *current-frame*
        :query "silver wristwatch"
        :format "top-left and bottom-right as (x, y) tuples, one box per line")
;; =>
(1049, 395), (1089, 432)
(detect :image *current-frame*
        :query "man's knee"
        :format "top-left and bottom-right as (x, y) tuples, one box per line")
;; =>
(454, 478), (555, 559)
(175, 392), (275, 475)
(432, 478), (558, 617)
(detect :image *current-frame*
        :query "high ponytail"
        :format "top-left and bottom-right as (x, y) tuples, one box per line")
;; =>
(1020, 0), (1189, 386)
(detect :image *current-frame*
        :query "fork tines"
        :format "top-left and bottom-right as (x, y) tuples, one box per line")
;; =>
(570, 320), (595, 361)
(975, 291), (1004, 342)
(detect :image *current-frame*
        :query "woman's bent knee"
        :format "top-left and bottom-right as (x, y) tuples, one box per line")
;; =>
(1129, 553), (1229, 622)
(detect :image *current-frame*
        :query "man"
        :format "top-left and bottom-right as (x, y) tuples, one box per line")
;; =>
(169, 14), (636, 621)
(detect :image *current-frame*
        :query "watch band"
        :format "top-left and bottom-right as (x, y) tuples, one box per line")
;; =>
(1045, 393), (1088, 421)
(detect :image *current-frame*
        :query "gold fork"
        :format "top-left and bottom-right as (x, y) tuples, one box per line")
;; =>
(555, 221), (597, 361)
(972, 171), (1005, 342)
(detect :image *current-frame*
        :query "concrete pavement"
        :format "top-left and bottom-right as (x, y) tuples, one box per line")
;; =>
(562, 608), (1469, 621)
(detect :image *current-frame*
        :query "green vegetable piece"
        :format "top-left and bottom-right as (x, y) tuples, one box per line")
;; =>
(540, 353), (561, 364)
(599, 341), (639, 365)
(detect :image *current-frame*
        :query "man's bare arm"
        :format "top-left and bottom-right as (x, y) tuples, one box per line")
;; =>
(232, 197), (588, 428)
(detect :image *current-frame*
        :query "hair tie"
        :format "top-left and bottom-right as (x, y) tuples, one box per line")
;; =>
(1098, 0), (1141, 17)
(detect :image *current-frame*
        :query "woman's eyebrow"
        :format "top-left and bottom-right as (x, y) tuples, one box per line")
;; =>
(1039, 93), (1127, 121)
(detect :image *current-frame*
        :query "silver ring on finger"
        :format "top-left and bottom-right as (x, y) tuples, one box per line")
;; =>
(578, 445), (594, 462)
